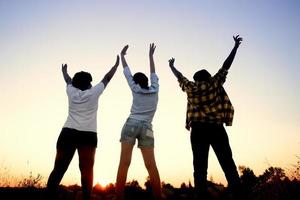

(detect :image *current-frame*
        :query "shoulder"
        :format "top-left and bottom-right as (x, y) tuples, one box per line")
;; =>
(92, 82), (105, 94)
(179, 76), (193, 86)
(214, 67), (228, 78)
(66, 84), (76, 93)
(211, 67), (228, 84)
(150, 73), (159, 83)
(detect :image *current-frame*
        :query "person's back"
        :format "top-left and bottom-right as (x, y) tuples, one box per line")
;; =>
(179, 67), (234, 129)
(124, 66), (159, 123)
(116, 44), (162, 200)
(64, 82), (105, 132)
(168, 35), (243, 200)
(47, 57), (119, 200)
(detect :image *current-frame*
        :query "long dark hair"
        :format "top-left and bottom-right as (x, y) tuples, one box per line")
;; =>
(72, 71), (92, 91)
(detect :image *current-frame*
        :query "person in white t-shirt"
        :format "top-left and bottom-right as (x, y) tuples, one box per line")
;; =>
(116, 44), (162, 200)
(47, 56), (119, 200)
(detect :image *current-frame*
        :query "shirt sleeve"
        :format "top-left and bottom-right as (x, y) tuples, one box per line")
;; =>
(212, 67), (228, 86)
(66, 84), (75, 95)
(92, 82), (105, 97)
(123, 66), (141, 92)
(178, 76), (197, 92)
(149, 73), (159, 91)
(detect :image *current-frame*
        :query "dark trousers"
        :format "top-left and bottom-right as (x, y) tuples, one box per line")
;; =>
(190, 122), (240, 199)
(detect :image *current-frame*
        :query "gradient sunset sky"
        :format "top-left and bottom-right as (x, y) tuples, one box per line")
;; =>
(0, 0), (299, 187)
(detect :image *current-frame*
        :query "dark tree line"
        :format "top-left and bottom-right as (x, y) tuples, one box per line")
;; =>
(0, 164), (300, 200)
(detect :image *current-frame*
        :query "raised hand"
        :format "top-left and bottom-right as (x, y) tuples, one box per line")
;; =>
(121, 45), (129, 56)
(222, 35), (243, 70)
(168, 58), (175, 67)
(168, 57), (182, 78)
(61, 63), (71, 84)
(149, 43), (156, 57)
(101, 55), (120, 87)
(233, 35), (243, 47)
(62, 64), (67, 71)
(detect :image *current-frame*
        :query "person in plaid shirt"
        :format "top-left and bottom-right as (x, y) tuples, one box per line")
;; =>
(169, 35), (243, 200)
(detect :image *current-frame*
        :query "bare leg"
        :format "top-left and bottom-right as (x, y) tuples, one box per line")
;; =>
(47, 148), (76, 198)
(140, 147), (162, 200)
(116, 142), (134, 200)
(78, 147), (96, 200)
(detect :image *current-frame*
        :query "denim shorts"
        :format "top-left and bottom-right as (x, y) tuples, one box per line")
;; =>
(120, 118), (154, 148)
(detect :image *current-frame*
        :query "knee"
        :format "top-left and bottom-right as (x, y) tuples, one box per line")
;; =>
(52, 164), (68, 176)
(144, 161), (157, 172)
(79, 160), (94, 174)
(119, 158), (131, 169)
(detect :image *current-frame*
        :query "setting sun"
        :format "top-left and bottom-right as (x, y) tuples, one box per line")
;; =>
(96, 180), (110, 188)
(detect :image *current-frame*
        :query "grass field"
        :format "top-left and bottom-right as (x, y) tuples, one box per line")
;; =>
(1, 163), (300, 200)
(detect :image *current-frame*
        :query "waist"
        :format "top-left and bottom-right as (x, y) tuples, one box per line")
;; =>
(128, 112), (155, 123)
(126, 117), (153, 129)
(126, 117), (151, 124)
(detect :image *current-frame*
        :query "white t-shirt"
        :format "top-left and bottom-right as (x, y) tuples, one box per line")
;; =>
(123, 67), (159, 123)
(63, 82), (105, 132)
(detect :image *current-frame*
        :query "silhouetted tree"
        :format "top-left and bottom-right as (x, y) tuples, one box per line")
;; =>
(259, 167), (286, 183)
(127, 179), (141, 189)
(239, 166), (258, 199)
(180, 182), (187, 190)
(188, 180), (193, 189)
(124, 180), (145, 200)
(252, 167), (294, 200)
(105, 183), (115, 193)
(144, 176), (152, 194)
(290, 155), (300, 180)
(239, 166), (257, 186)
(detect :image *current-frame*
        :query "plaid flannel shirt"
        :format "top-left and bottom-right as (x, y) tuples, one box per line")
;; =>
(178, 67), (234, 130)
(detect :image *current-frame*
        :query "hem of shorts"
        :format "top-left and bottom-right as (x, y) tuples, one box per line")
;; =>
(137, 144), (155, 149)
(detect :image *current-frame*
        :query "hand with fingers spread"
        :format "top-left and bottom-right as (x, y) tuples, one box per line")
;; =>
(222, 34), (243, 70)
(149, 43), (156, 73)
(168, 57), (175, 68)
(61, 63), (71, 84)
(62, 63), (68, 71)
(233, 35), (243, 48)
(149, 43), (156, 57)
(168, 57), (182, 79)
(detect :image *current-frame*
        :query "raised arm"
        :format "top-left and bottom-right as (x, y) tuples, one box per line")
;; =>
(101, 55), (120, 87)
(61, 64), (72, 85)
(222, 35), (243, 70)
(120, 45), (129, 69)
(149, 43), (156, 73)
(168, 58), (183, 79)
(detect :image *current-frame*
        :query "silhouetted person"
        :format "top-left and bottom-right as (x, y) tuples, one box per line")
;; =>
(168, 35), (243, 200)
(47, 56), (119, 200)
(116, 44), (162, 200)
